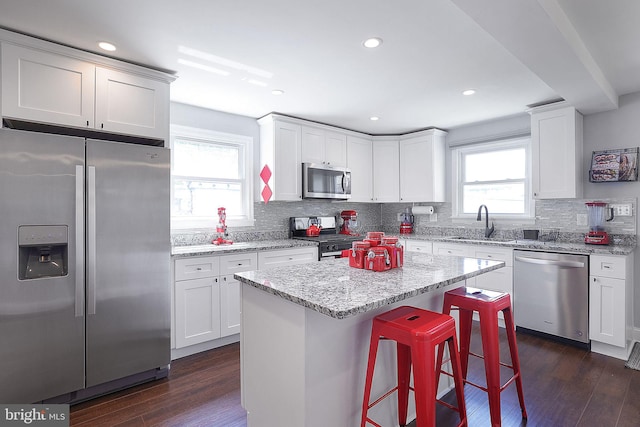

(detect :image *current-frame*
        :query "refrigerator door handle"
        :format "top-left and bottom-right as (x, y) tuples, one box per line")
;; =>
(75, 165), (85, 317)
(87, 165), (97, 315)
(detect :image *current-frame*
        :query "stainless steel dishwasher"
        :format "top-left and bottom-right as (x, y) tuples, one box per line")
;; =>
(513, 250), (589, 344)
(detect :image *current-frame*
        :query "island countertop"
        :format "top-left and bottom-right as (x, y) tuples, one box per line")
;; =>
(234, 253), (504, 319)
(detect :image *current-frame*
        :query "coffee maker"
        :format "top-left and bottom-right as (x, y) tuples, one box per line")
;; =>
(339, 210), (359, 235)
(584, 202), (614, 245)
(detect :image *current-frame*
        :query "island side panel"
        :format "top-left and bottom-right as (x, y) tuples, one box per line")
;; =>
(241, 284), (306, 427)
(303, 282), (461, 427)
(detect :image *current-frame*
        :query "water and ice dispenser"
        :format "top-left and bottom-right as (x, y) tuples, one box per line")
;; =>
(18, 225), (68, 280)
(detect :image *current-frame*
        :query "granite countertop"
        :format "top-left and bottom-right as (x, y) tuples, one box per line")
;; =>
(234, 254), (504, 319)
(401, 235), (636, 256)
(171, 239), (317, 258)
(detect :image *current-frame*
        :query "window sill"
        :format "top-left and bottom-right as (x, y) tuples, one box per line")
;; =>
(171, 217), (255, 230)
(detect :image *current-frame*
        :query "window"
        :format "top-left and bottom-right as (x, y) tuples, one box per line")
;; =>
(170, 125), (254, 229)
(452, 137), (532, 219)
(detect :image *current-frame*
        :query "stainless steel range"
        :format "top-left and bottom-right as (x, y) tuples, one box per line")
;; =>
(289, 216), (361, 260)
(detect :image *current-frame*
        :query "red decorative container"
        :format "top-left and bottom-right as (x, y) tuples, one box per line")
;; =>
(381, 236), (404, 269)
(349, 241), (371, 269)
(364, 231), (385, 247)
(365, 247), (391, 272)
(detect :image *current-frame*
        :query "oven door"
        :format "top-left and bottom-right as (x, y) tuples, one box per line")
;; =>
(319, 251), (344, 261)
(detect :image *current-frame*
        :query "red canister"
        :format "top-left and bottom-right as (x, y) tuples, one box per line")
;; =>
(349, 241), (371, 269)
(364, 231), (385, 247)
(365, 247), (391, 272)
(381, 236), (403, 269)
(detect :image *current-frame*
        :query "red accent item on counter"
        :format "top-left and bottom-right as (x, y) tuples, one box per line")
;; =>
(400, 223), (413, 234)
(382, 236), (403, 269)
(364, 231), (384, 247)
(365, 247), (392, 272)
(341, 249), (351, 258)
(349, 241), (371, 269)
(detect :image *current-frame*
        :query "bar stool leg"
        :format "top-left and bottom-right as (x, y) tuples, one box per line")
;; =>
(397, 342), (412, 426)
(478, 308), (502, 427)
(456, 308), (474, 380)
(503, 306), (527, 419)
(411, 341), (437, 427)
(361, 326), (381, 427)
(447, 333), (468, 427)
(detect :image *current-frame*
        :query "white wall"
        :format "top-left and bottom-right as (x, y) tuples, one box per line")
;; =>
(582, 91), (640, 328)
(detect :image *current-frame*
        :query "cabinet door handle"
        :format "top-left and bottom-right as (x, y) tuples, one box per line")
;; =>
(196, 267), (202, 271)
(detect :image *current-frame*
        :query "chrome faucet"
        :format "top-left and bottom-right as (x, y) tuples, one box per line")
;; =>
(477, 204), (495, 238)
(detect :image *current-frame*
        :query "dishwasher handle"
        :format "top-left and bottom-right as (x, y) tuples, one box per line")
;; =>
(515, 255), (585, 268)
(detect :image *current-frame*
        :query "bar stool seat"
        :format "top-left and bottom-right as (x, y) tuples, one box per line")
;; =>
(437, 287), (527, 427)
(361, 305), (467, 427)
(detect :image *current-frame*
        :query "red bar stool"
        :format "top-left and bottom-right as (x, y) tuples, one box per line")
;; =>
(361, 306), (467, 427)
(437, 287), (527, 427)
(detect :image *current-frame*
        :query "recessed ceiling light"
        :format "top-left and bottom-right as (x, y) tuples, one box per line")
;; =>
(363, 38), (383, 49)
(462, 89), (476, 96)
(98, 42), (116, 52)
(272, 89), (284, 96)
(370, 116), (380, 121)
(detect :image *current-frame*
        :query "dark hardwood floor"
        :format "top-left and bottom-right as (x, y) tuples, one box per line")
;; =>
(71, 324), (640, 426)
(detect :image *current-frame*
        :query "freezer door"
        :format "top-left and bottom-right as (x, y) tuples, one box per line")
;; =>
(0, 129), (85, 403)
(85, 139), (170, 386)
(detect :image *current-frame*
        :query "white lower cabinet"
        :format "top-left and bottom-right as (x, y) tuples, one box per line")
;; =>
(174, 256), (221, 348)
(219, 253), (259, 337)
(431, 242), (513, 325)
(403, 239), (433, 254)
(589, 254), (631, 352)
(173, 252), (257, 350)
(173, 246), (317, 358)
(257, 246), (318, 270)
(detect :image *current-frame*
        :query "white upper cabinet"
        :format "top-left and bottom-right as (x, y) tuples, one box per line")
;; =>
(94, 67), (169, 140)
(372, 138), (400, 202)
(1, 40), (172, 142)
(346, 135), (373, 202)
(301, 125), (347, 167)
(530, 102), (583, 199)
(399, 129), (447, 202)
(259, 115), (303, 201)
(1, 43), (96, 129)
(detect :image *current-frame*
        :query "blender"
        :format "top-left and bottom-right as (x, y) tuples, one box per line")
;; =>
(585, 202), (614, 245)
(339, 210), (359, 235)
(399, 207), (414, 234)
(212, 207), (233, 245)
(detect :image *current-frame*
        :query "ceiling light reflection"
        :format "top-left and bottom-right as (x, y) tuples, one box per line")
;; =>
(178, 45), (273, 79)
(178, 59), (230, 76)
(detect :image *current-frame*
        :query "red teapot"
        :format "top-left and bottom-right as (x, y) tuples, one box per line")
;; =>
(306, 218), (322, 237)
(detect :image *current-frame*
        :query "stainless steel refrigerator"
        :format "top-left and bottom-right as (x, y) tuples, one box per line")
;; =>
(0, 128), (170, 403)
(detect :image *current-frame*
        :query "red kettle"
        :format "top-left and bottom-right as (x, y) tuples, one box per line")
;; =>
(306, 219), (321, 237)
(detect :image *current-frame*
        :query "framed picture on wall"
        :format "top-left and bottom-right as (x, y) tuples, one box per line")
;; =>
(589, 147), (639, 182)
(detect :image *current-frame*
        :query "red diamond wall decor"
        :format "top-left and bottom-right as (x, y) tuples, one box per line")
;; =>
(260, 164), (272, 204)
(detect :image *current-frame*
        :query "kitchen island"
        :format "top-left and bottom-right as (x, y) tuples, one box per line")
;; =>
(234, 253), (504, 427)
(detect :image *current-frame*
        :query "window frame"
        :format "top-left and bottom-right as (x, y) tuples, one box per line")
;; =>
(451, 136), (534, 221)
(170, 124), (254, 230)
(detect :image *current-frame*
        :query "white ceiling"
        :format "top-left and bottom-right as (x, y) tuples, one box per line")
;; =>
(0, 0), (638, 134)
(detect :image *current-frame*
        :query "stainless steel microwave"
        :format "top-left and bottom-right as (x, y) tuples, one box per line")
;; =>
(302, 163), (351, 200)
